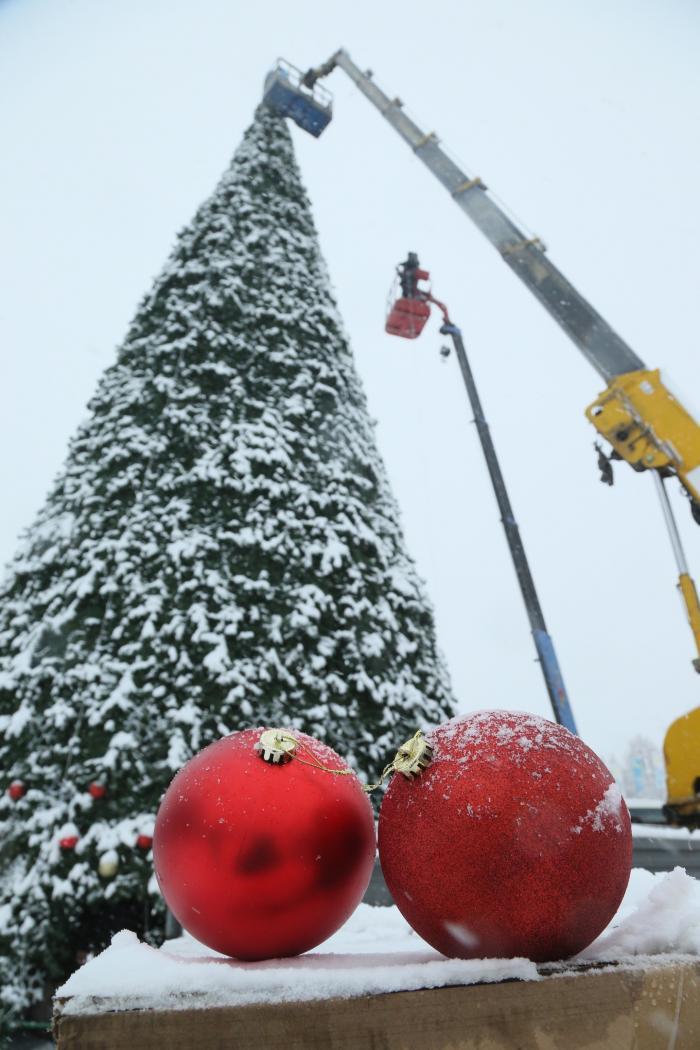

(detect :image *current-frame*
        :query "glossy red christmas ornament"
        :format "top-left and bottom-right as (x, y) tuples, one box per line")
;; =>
(136, 834), (153, 850)
(88, 782), (107, 800)
(378, 711), (632, 962)
(59, 836), (79, 851)
(7, 780), (26, 801)
(153, 728), (375, 960)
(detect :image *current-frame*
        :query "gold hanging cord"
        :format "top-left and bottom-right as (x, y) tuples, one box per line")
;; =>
(255, 728), (353, 776)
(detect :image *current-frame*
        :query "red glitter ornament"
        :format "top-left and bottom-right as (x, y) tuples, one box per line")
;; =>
(88, 782), (107, 800)
(378, 711), (632, 962)
(7, 780), (26, 801)
(59, 836), (79, 851)
(136, 834), (153, 851)
(153, 727), (375, 960)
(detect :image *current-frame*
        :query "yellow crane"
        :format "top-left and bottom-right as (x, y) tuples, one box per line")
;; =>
(263, 53), (700, 823)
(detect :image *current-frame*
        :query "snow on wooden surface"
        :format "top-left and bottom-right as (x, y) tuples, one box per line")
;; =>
(56, 867), (700, 1017)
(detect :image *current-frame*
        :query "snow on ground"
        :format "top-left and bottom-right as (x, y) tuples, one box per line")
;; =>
(582, 867), (700, 959)
(56, 867), (700, 1016)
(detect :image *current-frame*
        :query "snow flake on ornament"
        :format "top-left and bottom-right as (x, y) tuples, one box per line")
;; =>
(432, 710), (593, 771)
(572, 781), (626, 835)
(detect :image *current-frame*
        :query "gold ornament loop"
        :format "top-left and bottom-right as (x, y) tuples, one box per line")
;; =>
(363, 730), (434, 793)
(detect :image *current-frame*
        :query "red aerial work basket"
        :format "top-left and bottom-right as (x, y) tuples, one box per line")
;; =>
(385, 296), (431, 339)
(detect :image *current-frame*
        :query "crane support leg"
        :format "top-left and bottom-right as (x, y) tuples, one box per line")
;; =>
(652, 471), (700, 672)
(442, 321), (578, 734)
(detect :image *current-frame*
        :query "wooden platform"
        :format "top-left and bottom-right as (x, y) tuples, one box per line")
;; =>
(54, 959), (700, 1050)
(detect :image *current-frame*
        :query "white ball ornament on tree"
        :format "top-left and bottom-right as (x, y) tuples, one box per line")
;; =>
(378, 711), (632, 962)
(98, 851), (119, 878)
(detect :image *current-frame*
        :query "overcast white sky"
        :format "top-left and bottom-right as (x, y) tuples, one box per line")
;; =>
(1, 0), (699, 766)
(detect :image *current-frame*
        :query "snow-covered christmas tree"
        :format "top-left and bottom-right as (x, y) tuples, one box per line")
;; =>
(0, 107), (454, 1019)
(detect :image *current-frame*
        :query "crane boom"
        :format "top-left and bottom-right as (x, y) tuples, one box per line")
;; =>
(264, 49), (700, 817)
(295, 51), (700, 510)
(330, 49), (644, 383)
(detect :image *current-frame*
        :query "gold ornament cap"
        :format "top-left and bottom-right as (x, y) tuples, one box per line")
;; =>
(364, 729), (434, 792)
(393, 730), (434, 779)
(255, 729), (298, 764)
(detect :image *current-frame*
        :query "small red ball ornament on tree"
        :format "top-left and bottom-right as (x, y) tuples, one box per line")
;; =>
(59, 836), (79, 851)
(136, 834), (153, 851)
(378, 711), (632, 962)
(88, 782), (107, 800)
(154, 727), (375, 960)
(7, 780), (26, 801)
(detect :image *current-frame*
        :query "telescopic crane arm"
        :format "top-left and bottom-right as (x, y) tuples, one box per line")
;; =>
(299, 49), (700, 674)
(304, 50), (643, 382)
(387, 256), (578, 733)
(303, 52), (700, 501)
